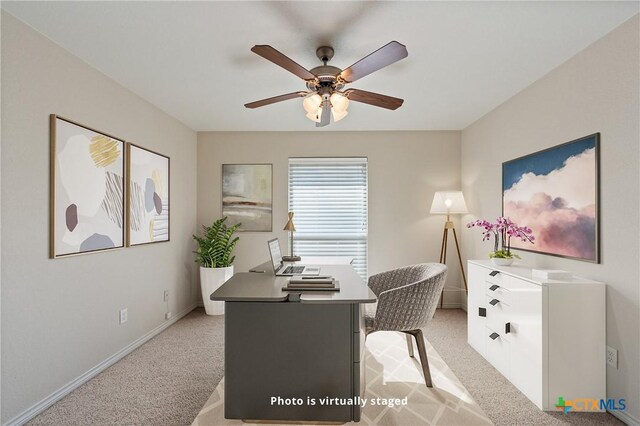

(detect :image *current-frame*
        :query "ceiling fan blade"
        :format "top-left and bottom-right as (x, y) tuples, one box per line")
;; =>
(251, 45), (316, 81)
(316, 101), (331, 127)
(339, 41), (408, 83)
(344, 89), (404, 110)
(244, 92), (308, 109)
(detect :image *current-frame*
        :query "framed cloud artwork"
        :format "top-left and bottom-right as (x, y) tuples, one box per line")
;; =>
(50, 115), (125, 258)
(127, 144), (170, 246)
(502, 133), (600, 263)
(222, 164), (272, 232)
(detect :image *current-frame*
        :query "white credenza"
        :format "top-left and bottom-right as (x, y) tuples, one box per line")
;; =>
(467, 260), (605, 410)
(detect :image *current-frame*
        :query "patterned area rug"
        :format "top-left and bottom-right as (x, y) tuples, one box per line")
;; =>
(192, 331), (493, 425)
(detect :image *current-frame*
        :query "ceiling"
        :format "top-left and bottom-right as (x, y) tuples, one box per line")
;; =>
(2, 1), (638, 131)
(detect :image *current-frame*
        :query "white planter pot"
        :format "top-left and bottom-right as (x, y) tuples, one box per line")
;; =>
(200, 265), (234, 315)
(491, 257), (514, 266)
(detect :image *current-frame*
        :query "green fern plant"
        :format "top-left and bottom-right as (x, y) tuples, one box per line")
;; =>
(193, 217), (241, 268)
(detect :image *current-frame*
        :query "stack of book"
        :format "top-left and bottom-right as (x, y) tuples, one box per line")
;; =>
(283, 276), (339, 292)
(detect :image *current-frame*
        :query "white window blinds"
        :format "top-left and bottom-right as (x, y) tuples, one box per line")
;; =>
(288, 158), (368, 279)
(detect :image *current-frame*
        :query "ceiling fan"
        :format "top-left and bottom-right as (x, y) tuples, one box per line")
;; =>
(244, 41), (408, 127)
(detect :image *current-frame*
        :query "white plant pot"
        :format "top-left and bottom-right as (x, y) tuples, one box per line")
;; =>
(200, 265), (234, 315)
(491, 257), (514, 266)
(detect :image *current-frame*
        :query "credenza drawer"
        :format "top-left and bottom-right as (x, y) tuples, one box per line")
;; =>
(485, 281), (512, 307)
(485, 325), (509, 376)
(485, 295), (512, 340)
(485, 268), (506, 285)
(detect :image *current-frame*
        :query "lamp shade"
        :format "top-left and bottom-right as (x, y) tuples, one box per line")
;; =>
(430, 191), (468, 214)
(303, 94), (322, 114)
(283, 211), (296, 231)
(306, 110), (322, 123)
(332, 109), (348, 122)
(330, 92), (349, 113)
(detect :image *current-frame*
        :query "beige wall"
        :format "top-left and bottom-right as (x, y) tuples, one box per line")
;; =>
(1, 12), (199, 423)
(197, 131), (464, 305)
(461, 15), (640, 422)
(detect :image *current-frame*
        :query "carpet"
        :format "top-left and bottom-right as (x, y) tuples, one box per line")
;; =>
(26, 308), (622, 425)
(27, 309), (225, 426)
(192, 331), (493, 425)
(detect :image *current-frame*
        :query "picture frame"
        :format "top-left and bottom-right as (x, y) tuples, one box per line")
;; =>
(126, 143), (170, 246)
(502, 133), (600, 263)
(222, 164), (273, 232)
(50, 115), (126, 258)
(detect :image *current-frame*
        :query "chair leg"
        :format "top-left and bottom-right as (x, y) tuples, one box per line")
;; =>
(406, 334), (414, 358)
(406, 329), (433, 387)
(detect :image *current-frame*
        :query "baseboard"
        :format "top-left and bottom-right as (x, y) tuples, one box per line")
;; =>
(440, 302), (463, 309)
(611, 409), (640, 426)
(3, 302), (199, 426)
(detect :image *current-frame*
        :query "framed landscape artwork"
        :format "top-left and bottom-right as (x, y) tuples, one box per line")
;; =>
(50, 115), (125, 258)
(127, 143), (170, 246)
(222, 164), (272, 232)
(502, 133), (600, 263)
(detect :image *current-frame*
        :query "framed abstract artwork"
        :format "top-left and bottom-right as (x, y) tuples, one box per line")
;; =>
(222, 164), (272, 232)
(502, 133), (600, 263)
(50, 115), (125, 258)
(127, 143), (170, 246)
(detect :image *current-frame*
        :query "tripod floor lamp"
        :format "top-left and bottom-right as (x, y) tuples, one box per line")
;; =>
(430, 191), (468, 307)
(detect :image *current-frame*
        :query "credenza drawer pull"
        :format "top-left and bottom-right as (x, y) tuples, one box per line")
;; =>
(489, 270), (500, 277)
(479, 307), (486, 317)
(489, 299), (500, 306)
(505, 322), (511, 334)
(489, 284), (500, 291)
(489, 332), (500, 340)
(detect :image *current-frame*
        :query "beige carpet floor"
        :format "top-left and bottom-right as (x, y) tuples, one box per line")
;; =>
(27, 310), (224, 426)
(193, 332), (493, 425)
(28, 308), (622, 426)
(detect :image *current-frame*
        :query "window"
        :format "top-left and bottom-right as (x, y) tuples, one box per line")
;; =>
(288, 158), (368, 279)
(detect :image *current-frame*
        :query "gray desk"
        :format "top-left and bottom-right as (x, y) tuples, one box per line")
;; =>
(211, 259), (376, 422)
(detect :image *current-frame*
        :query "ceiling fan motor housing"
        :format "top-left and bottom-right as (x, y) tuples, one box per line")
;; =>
(316, 46), (335, 63)
(308, 46), (343, 91)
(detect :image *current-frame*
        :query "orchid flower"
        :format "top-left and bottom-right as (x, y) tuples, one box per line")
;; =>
(467, 216), (534, 258)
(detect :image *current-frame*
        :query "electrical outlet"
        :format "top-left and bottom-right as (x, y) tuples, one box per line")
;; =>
(165, 312), (172, 320)
(119, 308), (128, 324)
(606, 346), (618, 368)
(164, 290), (169, 302)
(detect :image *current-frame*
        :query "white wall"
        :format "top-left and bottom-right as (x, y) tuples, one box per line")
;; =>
(461, 15), (639, 422)
(197, 131), (465, 305)
(1, 12), (199, 423)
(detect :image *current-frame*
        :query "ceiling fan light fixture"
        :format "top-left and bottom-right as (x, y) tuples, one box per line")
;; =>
(330, 92), (349, 113)
(303, 93), (322, 114)
(306, 106), (323, 123)
(332, 108), (348, 122)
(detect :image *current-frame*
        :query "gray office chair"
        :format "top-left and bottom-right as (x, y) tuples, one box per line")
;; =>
(364, 263), (447, 387)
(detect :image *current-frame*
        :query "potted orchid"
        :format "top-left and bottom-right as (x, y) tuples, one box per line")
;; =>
(467, 217), (535, 266)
